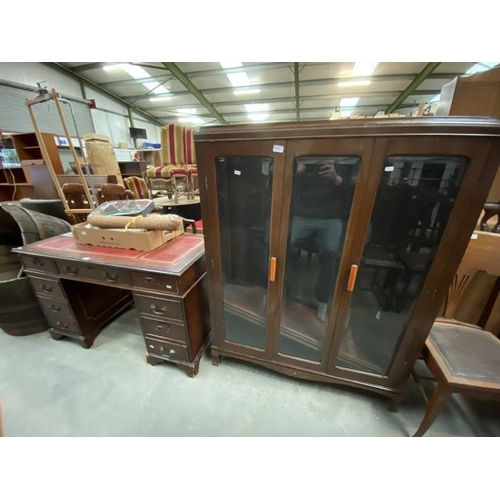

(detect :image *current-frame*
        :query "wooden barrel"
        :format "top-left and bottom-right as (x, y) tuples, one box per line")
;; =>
(0, 204), (71, 336)
(0, 204), (71, 245)
(0, 276), (48, 336)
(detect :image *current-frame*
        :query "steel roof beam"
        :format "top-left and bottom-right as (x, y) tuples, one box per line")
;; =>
(386, 62), (441, 114)
(44, 63), (164, 127)
(161, 62), (228, 124)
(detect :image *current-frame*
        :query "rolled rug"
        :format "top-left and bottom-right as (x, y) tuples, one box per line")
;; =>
(87, 213), (183, 232)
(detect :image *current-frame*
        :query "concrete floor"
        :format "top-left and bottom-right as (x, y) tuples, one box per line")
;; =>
(1, 306), (499, 437)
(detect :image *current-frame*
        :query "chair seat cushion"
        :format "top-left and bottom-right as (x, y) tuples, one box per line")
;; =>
(427, 322), (500, 384)
(146, 165), (185, 179)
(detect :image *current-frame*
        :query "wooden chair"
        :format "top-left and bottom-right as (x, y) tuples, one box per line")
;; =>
(100, 183), (136, 202)
(61, 183), (91, 224)
(413, 231), (500, 436)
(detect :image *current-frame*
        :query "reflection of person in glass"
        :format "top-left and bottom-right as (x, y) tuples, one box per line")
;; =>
(288, 159), (353, 321)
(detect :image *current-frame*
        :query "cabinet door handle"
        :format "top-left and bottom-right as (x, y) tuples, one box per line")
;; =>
(41, 284), (53, 293)
(50, 304), (61, 312)
(347, 264), (359, 292)
(66, 266), (79, 276)
(151, 304), (168, 316)
(103, 272), (118, 283)
(269, 257), (277, 282)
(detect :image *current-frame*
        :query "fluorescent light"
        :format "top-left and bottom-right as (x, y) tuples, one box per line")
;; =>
(228, 72), (250, 86)
(338, 80), (371, 87)
(103, 63), (128, 71)
(220, 62), (243, 69)
(341, 110), (353, 118)
(340, 97), (360, 107)
(248, 113), (269, 122)
(244, 103), (269, 112)
(149, 96), (172, 102)
(176, 108), (197, 114)
(178, 117), (204, 124)
(143, 82), (170, 95)
(351, 62), (379, 76)
(233, 88), (261, 95)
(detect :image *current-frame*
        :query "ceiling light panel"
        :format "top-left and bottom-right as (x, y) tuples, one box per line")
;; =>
(244, 103), (269, 112)
(339, 97), (360, 107)
(248, 113), (269, 122)
(351, 62), (379, 76)
(233, 88), (261, 95)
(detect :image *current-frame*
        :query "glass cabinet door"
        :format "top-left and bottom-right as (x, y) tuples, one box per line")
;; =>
(215, 155), (274, 350)
(334, 155), (468, 375)
(277, 155), (361, 362)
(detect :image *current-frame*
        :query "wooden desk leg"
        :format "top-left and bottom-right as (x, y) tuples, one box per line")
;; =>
(413, 382), (452, 437)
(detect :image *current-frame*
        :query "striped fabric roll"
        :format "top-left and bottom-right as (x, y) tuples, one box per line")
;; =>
(161, 124), (185, 164)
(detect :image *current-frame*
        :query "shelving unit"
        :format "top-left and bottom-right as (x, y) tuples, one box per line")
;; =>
(0, 132), (64, 201)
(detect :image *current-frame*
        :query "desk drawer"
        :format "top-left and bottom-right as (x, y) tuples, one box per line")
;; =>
(131, 271), (178, 294)
(144, 336), (190, 362)
(48, 317), (81, 334)
(139, 316), (186, 344)
(21, 255), (57, 274)
(38, 296), (73, 318)
(30, 276), (65, 298)
(135, 294), (183, 322)
(58, 260), (131, 286)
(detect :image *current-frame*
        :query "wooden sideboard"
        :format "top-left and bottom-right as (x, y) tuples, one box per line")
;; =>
(14, 233), (210, 377)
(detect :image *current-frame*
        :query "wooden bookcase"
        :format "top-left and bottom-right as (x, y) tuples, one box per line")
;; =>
(0, 132), (64, 201)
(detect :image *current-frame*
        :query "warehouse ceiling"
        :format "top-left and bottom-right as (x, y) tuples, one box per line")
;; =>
(49, 62), (499, 127)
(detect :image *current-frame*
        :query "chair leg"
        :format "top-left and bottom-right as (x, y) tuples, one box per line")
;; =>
(413, 382), (452, 437)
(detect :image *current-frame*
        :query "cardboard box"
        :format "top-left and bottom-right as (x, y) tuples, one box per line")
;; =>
(72, 223), (183, 251)
(83, 133), (110, 142)
(84, 138), (123, 184)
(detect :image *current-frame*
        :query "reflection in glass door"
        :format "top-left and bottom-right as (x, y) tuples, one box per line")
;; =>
(336, 155), (468, 375)
(278, 156), (360, 361)
(216, 156), (273, 350)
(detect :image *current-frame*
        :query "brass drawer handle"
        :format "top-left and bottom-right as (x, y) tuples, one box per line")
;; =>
(50, 304), (62, 312)
(66, 266), (79, 276)
(168, 349), (176, 355)
(155, 324), (171, 333)
(151, 304), (168, 316)
(41, 284), (53, 293)
(103, 272), (119, 283)
(56, 321), (69, 330)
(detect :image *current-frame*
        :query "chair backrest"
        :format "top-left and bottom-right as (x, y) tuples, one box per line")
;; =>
(160, 124), (197, 166)
(61, 183), (90, 223)
(100, 183), (136, 202)
(442, 231), (500, 326)
(124, 176), (150, 199)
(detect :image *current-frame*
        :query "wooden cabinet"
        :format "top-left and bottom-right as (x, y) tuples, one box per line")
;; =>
(0, 132), (64, 201)
(196, 117), (500, 405)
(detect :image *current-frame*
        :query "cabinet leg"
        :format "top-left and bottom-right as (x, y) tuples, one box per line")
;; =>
(77, 337), (94, 349)
(387, 398), (398, 412)
(50, 331), (64, 341)
(147, 355), (165, 366)
(178, 363), (198, 378)
(212, 354), (222, 366)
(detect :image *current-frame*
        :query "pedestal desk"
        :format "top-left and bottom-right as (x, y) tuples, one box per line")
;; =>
(13, 233), (209, 377)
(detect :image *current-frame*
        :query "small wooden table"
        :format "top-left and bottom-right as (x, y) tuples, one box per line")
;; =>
(13, 233), (210, 377)
(154, 196), (201, 221)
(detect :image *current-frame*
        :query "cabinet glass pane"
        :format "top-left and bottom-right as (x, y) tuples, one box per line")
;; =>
(279, 156), (360, 361)
(336, 155), (468, 374)
(216, 156), (273, 349)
